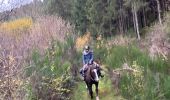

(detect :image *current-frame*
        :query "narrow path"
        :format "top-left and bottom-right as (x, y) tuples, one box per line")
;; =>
(72, 75), (125, 100)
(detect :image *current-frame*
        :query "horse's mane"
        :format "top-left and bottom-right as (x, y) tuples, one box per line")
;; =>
(85, 66), (91, 81)
(85, 65), (96, 81)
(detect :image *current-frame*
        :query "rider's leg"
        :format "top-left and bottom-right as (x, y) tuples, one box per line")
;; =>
(80, 64), (87, 77)
(79, 68), (83, 76)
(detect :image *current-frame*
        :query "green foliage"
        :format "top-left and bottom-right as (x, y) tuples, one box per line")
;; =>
(44, 0), (117, 36)
(106, 46), (128, 68)
(72, 0), (88, 34)
(163, 76), (170, 98)
(24, 83), (37, 100)
(44, 0), (169, 38)
(106, 45), (170, 99)
(85, 0), (116, 36)
(93, 40), (108, 61)
(24, 36), (79, 100)
(44, 0), (73, 20)
(72, 76), (118, 100)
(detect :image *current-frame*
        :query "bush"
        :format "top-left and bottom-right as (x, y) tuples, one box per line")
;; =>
(105, 45), (170, 99)
(0, 18), (32, 32)
(24, 37), (78, 100)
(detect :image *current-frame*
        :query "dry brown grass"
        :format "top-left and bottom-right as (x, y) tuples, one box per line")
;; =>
(107, 35), (134, 48)
(0, 15), (73, 99)
(145, 24), (170, 60)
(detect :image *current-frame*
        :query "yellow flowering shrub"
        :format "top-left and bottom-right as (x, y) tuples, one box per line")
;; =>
(75, 32), (91, 51)
(0, 18), (32, 32)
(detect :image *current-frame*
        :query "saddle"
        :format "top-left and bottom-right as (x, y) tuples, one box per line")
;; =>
(84, 63), (103, 78)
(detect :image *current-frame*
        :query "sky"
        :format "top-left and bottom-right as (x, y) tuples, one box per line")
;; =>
(0, 0), (43, 12)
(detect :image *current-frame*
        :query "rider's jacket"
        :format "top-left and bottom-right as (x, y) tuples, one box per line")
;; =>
(82, 50), (93, 65)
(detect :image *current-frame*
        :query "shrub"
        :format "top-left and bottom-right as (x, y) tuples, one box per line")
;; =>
(105, 45), (170, 99)
(0, 18), (32, 32)
(24, 37), (77, 100)
(75, 32), (91, 51)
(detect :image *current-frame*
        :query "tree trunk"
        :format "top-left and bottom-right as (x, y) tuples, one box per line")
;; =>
(134, 8), (140, 40)
(143, 8), (146, 27)
(156, 0), (162, 25)
(132, 3), (140, 40)
(132, 7), (136, 34)
(119, 14), (124, 34)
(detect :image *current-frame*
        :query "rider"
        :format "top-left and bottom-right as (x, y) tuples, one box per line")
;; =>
(80, 45), (103, 80)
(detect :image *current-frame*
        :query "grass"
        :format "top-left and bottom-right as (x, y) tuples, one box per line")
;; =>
(104, 45), (170, 99)
(72, 71), (125, 100)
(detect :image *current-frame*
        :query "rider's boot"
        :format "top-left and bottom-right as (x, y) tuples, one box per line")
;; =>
(80, 69), (85, 80)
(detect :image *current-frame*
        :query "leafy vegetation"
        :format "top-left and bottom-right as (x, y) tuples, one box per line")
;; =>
(105, 45), (170, 99)
(0, 17), (32, 32)
(0, 0), (170, 100)
(72, 77), (121, 100)
(44, 0), (169, 38)
(24, 37), (77, 100)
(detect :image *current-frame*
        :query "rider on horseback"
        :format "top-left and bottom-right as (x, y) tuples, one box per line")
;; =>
(80, 45), (103, 80)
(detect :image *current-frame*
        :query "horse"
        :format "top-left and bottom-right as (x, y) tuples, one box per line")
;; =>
(84, 64), (99, 99)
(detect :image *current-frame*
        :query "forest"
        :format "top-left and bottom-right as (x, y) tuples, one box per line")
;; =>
(0, 0), (170, 100)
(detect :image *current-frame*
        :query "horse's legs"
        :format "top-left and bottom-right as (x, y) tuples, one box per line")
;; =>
(87, 84), (93, 99)
(95, 82), (99, 96)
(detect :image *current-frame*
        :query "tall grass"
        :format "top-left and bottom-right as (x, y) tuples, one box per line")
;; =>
(105, 45), (170, 99)
(0, 16), (73, 100)
(72, 75), (123, 100)
(165, 12), (170, 43)
(24, 37), (77, 100)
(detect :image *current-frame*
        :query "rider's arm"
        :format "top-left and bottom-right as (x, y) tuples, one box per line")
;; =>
(89, 51), (94, 64)
(83, 54), (85, 65)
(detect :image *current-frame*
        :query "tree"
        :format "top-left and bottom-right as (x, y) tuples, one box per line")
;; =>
(85, 0), (117, 36)
(72, 0), (88, 34)
(124, 0), (147, 40)
(43, 0), (170, 38)
(44, 0), (73, 21)
(155, 0), (162, 25)
(116, 0), (127, 34)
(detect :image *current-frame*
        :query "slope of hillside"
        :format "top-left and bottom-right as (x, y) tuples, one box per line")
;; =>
(72, 13), (170, 100)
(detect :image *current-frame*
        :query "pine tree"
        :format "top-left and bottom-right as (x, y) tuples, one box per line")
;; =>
(72, 0), (88, 34)
(86, 0), (116, 37)
(44, 0), (73, 21)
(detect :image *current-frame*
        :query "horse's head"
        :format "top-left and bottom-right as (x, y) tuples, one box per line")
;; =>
(89, 65), (99, 82)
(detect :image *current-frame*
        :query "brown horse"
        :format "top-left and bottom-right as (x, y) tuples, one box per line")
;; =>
(84, 64), (99, 99)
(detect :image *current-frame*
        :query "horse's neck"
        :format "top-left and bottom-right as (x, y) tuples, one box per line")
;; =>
(86, 67), (92, 79)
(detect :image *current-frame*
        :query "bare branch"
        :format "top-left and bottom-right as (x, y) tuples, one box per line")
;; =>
(0, 0), (26, 21)
(0, 9), (14, 21)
